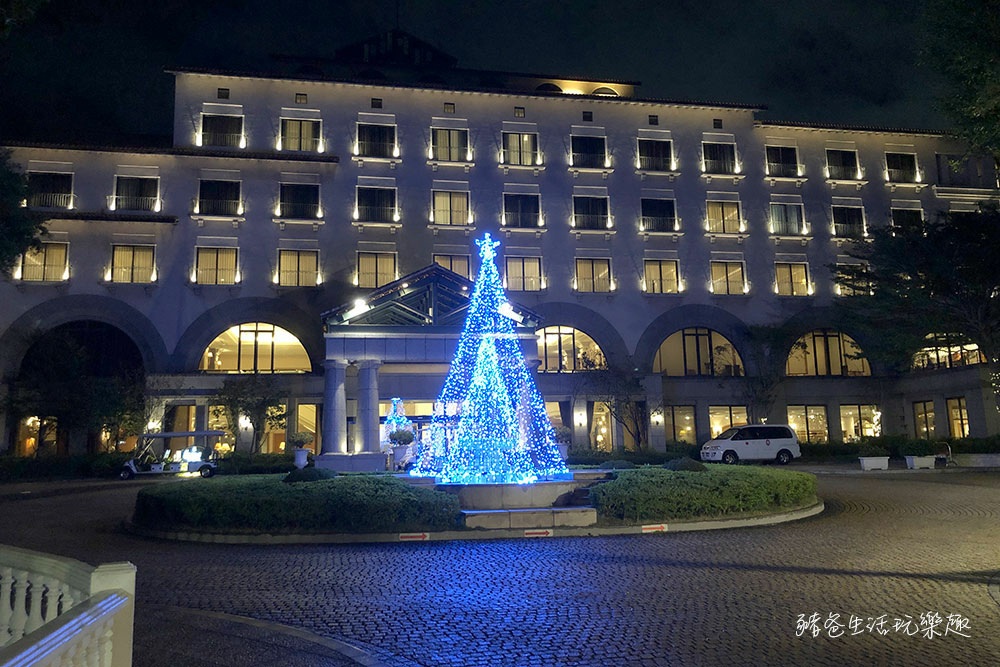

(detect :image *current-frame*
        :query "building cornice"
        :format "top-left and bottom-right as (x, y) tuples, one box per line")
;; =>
(1, 140), (340, 164)
(756, 119), (950, 138)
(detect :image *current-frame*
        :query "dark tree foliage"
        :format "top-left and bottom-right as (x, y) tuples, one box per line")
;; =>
(833, 206), (1000, 408)
(0, 0), (49, 39)
(0, 149), (47, 277)
(211, 374), (287, 454)
(922, 0), (1000, 159)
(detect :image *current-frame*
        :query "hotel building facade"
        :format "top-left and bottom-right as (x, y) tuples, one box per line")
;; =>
(3, 31), (998, 462)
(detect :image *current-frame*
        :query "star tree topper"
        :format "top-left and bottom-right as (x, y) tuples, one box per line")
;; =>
(476, 232), (500, 262)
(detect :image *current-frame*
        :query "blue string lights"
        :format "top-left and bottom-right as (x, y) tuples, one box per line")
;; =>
(412, 233), (569, 484)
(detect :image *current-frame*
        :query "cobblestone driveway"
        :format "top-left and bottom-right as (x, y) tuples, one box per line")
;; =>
(2, 472), (998, 666)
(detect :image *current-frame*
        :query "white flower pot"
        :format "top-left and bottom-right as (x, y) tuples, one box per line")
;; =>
(859, 456), (889, 471)
(293, 447), (309, 470)
(904, 455), (935, 470)
(558, 443), (569, 461)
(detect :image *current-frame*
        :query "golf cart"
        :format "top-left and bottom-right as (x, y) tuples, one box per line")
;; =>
(119, 430), (227, 480)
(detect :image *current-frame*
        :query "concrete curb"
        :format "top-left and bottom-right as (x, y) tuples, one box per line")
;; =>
(123, 499), (825, 545)
(794, 466), (1000, 476)
(0, 479), (161, 503)
(157, 605), (397, 666)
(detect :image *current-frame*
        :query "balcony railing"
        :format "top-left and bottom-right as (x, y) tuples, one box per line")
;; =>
(570, 152), (606, 169)
(640, 215), (678, 233)
(637, 155), (673, 172)
(197, 268), (237, 285)
(277, 201), (321, 219)
(28, 192), (74, 209)
(827, 164), (862, 180)
(431, 146), (470, 162)
(502, 212), (542, 228)
(281, 136), (322, 152)
(356, 141), (396, 159)
(432, 209), (470, 225)
(887, 167), (919, 183)
(770, 219), (803, 236)
(195, 198), (244, 217)
(107, 195), (159, 212)
(201, 131), (244, 148)
(572, 214), (612, 230)
(500, 148), (541, 166)
(707, 219), (744, 234)
(279, 270), (317, 286)
(355, 205), (396, 223)
(833, 222), (865, 238)
(0, 543), (135, 667)
(767, 162), (800, 178)
(703, 158), (737, 175)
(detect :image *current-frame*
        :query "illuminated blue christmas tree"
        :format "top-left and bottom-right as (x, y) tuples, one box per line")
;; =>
(412, 233), (568, 484)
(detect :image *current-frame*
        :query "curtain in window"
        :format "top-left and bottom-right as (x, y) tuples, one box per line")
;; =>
(638, 139), (671, 170)
(503, 194), (539, 227)
(358, 124), (395, 157)
(280, 184), (320, 219)
(573, 197), (608, 229)
(770, 203), (802, 235)
(703, 143), (735, 173)
(357, 188), (395, 222)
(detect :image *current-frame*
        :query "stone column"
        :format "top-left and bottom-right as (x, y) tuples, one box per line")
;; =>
(321, 360), (348, 454)
(826, 401), (843, 443)
(193, 405), (208, 451)
(571, 396), (589, 448)
(357, 360), (381, 453)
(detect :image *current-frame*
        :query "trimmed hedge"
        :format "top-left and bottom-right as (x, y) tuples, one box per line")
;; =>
(951, 436), (1000, 454)
(133, 474), (463, 533)
(663, 457), (707, 472)
(217, 452), (298, 475)
(589, 466), (817, 524)
(282, 467), (337, 483)
(0, 453), (132, 482)
(566, 445), (697, 466)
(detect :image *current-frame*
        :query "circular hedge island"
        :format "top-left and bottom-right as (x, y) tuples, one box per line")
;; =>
(132, 465), (817, 537)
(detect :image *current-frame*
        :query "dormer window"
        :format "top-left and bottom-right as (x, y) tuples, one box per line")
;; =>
(26, 172), (74, 209)
(200, 114), (244, 148)
(356, 123), (396, 159)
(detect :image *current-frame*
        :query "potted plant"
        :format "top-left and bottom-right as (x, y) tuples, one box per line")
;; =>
(286, 431), (314, 470)
(388, 429), (415, 470)
(901, 440), (936, 470)
(553, 425), (573, 461)
(857, 442), (890, 471)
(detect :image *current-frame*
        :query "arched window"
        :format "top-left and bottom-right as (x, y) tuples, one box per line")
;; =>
(786, 329), (870, 377)
(591, 86), (619, 96)
(912, 333), (985, 370)
(653, 328), (743, 377)
(536, 326), (605, 372)
(535, 83), (563, 93)
(200, 322), (311, 373)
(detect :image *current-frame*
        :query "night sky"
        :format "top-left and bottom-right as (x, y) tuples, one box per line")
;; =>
(0, 0), (944, 144)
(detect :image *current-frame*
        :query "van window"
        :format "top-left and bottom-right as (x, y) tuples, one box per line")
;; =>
(716, 427), (740, 440)
(762, 426), (794, 439)
(735, 428), (759, 440)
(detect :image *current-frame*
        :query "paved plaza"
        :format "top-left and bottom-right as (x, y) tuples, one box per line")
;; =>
(1, 470), (998, 666)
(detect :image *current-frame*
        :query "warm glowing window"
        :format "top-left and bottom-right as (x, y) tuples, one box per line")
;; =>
(775, 262), (809, 296)
(506, 256), (542, 292)
(709, 405), (748, 437)
(432, 191), (469, 225)
(707, 201), (741, 234)
(501, 132), (538, 166)
(536, 326), (605, 373)
(840, 404), (880, 442)
(653, 328), (743, 377)
(644, 260), (678, 294)
(663, 406), (696, 444)
(20, 242), (67, 282)
(913, 400), (935, 439)
(912, 333), (985, 370)
(111, 245), (154, 284)
(281, 119), (320, 152)
(357, 251), (395, 288)
(786, 405), (828, 443)
(575, 258), (611, 293)
(433, 254), (470, 278)
(431, 128), (469, 162)
(196, 247), (237, 285)
(786, 329), (870, 377)
(278, 249), (318, 287)
(947, 397), (969, 437)
(710, 261), (745, 295)
(199, 322), (311, 373)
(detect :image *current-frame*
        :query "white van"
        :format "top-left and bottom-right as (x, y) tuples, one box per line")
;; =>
(700, 424), (801, 465)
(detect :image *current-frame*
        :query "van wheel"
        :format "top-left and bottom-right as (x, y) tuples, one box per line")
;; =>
(776, 449), (792, 465)
(721, 450), (739, 465)
(119, 466), (135, 481)
(198, 465), (215, 478)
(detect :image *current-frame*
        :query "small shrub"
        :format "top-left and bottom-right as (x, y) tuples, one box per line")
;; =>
(217, 452), (296, 475)
(566, 446), (694, 467)
(857, 442), (889, 457)
(286, 432), (314, 449)
(590, 466), (817, 524)
(0, 452), (133, 482)
(134, 474), (463, 533)
(283, 467), (338, 483)
(950, 436), (1000, 454)
(387, 429), (414, 446)
(601, 459), (637, 469)
(663, 457), (707, 472)
(900, 440), (937, 457)
(552, 426), (573, 444)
